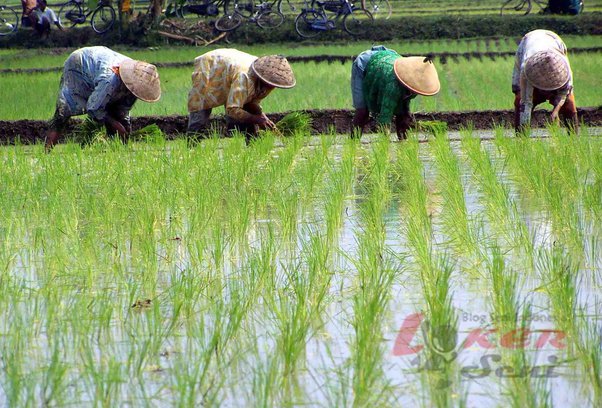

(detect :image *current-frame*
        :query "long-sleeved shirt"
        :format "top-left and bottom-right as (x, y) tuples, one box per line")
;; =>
(363, 50), (415, 125)
(512, 30), (573, 126)
(187, 49), (272, 122)
(57, 46), (136, 122)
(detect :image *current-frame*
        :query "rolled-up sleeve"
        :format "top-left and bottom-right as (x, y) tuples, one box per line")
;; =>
(225, 73), (254, 122)
(87, 75), (122, 122)
(519, 73), (534, 127)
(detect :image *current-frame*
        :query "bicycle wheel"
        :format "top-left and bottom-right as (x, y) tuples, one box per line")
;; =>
(294, 10), (322, 38)
(231, 0), (254, 18)
(175, 0), (189, 17)
(367, 0), (391, 19)
(343, 8), (373, 37)
(215, 13), (244, 31)
(277, 0), (307, 14)
(59, 1), (85, 27)
(500, 0), (531, 15)
(0, 5), (18, 36)
(91, 4), (116, 34)
(257, 10), (284, 28)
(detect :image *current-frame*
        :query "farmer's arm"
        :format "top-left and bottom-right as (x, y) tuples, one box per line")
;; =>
(394, 93), (416, 140)
(108, 95), (137, 134)
(87, 76), (127, 135)
(518, 73), (534, 128)
(556, 91), (579, 134)
(225, 75), (273, 128)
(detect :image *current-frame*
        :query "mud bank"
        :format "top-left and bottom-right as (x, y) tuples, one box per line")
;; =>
(1, 108), (600, 145)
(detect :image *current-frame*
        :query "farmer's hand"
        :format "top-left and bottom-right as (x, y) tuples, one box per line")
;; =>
(395, 113), (415, 141)
(256, 114), (276, 130)
(105, 117), (127, 137)
(550, 104), (562, 124)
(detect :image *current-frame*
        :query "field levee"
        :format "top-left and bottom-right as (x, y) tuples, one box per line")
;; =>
(1, 108), (601, 144)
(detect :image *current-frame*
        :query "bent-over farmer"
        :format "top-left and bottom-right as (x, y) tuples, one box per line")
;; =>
(512, 29), (578, 133)
(351, 45), (440, 140)
(187, 49), (296, 135)
(45, 46), (161, 150)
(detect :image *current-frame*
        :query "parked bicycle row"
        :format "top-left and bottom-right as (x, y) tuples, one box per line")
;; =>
(1, 0), (116, 36)
(0, 0), (379, 37)
(213, 0), (376, 37)
(0, 0), (583, 37)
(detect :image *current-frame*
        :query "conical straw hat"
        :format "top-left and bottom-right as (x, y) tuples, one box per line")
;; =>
(119, 59), (161, 102)
(251, 55), (296, 89)
(393, 56), (440, 96)
(524, 50), (570, 91)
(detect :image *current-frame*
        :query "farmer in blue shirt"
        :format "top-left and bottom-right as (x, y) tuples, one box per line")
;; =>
(45, 46), (161, 150)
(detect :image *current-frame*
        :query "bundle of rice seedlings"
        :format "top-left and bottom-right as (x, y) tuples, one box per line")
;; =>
(130, 124), (165, 143)
(275, 112), (312, 136)
(70, 118), (109, 146)
(417, 120), (448, 136)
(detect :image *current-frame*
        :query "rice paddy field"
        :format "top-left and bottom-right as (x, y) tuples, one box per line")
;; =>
(0, 126), (601, 406)
(1, 18), (602, 407)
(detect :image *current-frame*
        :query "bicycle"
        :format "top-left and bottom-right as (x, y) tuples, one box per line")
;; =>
(170, 0), (231, 18)
(58, 0), (116, 34)
(294, 0), (374, 38)
(365, 0), (391, 19)
(215, 1), (284, 31)
(500, 0), (548, 15)
(277, 0), (309, 14)
(0, 4), (18, 36)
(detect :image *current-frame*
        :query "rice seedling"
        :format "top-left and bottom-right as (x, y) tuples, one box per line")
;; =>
(429, 128), (482, 269)
(484, 250), (549, 408)
(395, 135), (460, 407)
(461, 128), (533, 258)
(348, 133), (398, 406)
(275, 111), (313, 136)
(494, 129), (585, 256)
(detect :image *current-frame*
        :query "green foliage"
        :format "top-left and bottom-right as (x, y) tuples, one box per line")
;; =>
(275, 111), (313, 136)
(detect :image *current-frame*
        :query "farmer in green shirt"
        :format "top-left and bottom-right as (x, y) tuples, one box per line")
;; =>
(351, 46), (440, 140)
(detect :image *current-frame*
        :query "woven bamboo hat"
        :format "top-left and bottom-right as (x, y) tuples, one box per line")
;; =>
(119, 59), (161, 103)
(251, 55), (296, 89)
(524, 50), (570, 91)
(393, 56), (440, 96)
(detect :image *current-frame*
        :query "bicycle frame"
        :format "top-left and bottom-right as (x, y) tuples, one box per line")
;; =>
(308, 0), (355, 28)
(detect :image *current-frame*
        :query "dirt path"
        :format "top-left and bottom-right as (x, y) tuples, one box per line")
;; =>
(1, 108), (600, 144)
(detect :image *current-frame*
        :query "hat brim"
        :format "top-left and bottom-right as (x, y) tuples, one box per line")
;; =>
(393, 57), (440, 96)
(119, 59), (162, 103)
(251, 57), (296, 89)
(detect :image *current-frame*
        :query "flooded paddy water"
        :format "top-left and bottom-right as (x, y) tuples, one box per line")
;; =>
(0, 128), (600, 406)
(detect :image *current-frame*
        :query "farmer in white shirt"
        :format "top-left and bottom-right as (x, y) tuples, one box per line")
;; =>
(512, 29), (578, 133)
(32, 0), (64, 36)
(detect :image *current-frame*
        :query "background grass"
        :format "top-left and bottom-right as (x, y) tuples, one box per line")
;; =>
(0, 51), (602, 120)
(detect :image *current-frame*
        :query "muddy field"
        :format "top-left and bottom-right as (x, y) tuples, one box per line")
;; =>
(1, 108), (600, 144)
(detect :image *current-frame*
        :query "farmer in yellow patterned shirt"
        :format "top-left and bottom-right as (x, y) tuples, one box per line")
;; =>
(187, 49), (296, 135)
